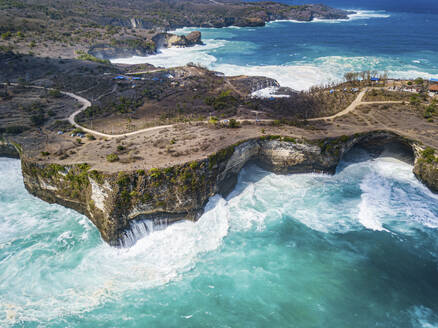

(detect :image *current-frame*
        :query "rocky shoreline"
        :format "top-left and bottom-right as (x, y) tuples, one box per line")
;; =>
(89, 31), (203, 60)
(3, 130), (436, 246)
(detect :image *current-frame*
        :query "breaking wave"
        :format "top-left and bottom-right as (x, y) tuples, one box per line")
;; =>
(111, 9), (438, 91)
(1, 145), (438, 325)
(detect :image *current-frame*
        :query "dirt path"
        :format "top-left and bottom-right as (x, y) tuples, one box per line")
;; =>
(308, 88), (403, 121)
(125, 69), (166, 75)
(3, 83), (406, 139)
(224, 80), (247, 98)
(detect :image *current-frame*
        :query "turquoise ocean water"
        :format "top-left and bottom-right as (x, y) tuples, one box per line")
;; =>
(1, 150), (438, 327)
(3, 0), (438, 326)
(112, 0), (438, 91)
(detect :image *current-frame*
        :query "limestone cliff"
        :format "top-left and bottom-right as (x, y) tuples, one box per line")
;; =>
(0, 140), (20, 159)
(89, 31), (202, 60)
(16, 130), (437, 246)
(413, 145), (438, 193)
(152, 31), (203, 50)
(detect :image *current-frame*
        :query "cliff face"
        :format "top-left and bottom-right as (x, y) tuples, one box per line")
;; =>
(152, 31), (203, 50)
(0, 140), (20, 159)
(413, 145), (438, 193)
(95, 4), (351, 29)
(89, 31), (202, 60)
(16, 131), (438, 246)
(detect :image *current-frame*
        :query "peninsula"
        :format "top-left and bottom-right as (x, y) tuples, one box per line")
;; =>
(0, 0), (437, 246)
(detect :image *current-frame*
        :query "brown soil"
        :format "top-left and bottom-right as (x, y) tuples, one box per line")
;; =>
(33, 98), (438, 173)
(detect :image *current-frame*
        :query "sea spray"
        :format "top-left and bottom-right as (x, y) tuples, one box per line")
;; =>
(1, 151), (438, 326)
(111, 10), (438, 91)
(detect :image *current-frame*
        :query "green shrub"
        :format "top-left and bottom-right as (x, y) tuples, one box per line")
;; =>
(228, 119), (240, 128)
(106, 153), (119, 162)
(30, 113), (46, 126)
(422, 147), (436, 163)
(76, 50), (110, 64)
(149, 168), (162, 178)
(208, 116), (219, 124)
(48, 89), (62, 98)
(73, 128), (84, 134)
(1, 31), (12, 40)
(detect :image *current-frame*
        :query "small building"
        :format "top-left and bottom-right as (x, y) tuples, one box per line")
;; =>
(430, 84), (438, 93)
(430, 78), (438, 84)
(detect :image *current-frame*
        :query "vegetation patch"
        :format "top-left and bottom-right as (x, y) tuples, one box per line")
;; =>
(106, 153), (119, 162)
(76, 50), (110, 64)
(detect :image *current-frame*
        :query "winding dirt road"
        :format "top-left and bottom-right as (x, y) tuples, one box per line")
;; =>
(3, 83), (405, 138)
(308, 88), (403, 121)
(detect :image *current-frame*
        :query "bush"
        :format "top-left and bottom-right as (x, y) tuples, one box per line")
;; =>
(106, 153), (119, 162)
(76, 50), (110, 64)
(206, 90), (238, 111)
(73, 128), (84, 134)
(228, 118), (240, 128)
(208, 116), (219, 124)
(422, 147), (436, 163)
(48, 89), (62, 98)
(1, 31), (12, 40)
(0, 125), (28, 135)
(30, 113), (46, 126)
(424, 103), (436, 119)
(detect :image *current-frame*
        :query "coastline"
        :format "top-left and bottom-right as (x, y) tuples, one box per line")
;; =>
(12, 131), (438, 246)
(110, 9), (438, 92)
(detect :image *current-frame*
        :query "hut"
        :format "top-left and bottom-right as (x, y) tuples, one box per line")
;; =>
(429, 84), (438, 93)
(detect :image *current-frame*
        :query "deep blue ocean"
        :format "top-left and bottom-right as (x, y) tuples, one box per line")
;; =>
(2, 1), (438, 327)
(113, 0), (438, 90)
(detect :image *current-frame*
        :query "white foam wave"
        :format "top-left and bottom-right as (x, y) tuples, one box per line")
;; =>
(0, 159), (230, 324)
(347, 10), (391, 21)
(357, 157), (438, 232)
(358, 171), (392, 231)
(410, 306), (438, 328)
(110, 39), (224, 66)
(2, 153), (438, 325)
(251, 86), (290, 98)
(268, 10), (390, 25)
(111, 39), (438, 91)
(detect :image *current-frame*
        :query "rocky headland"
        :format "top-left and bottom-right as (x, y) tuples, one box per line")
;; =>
(1, 129), (436, 247)
(89, 31), (203, 60)
(0, 0), (352, 60)
(1, 42), (437, 248)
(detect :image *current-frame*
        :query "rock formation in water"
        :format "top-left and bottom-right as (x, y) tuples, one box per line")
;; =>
(10, 131), (437, 246)
(89, 31), (203, 60)
(152, 31), (203, 49)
